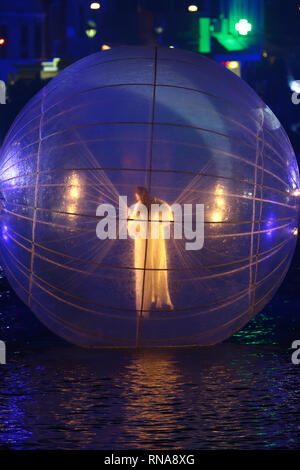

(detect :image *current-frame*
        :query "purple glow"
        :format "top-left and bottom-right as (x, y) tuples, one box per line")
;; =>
(0, 46), (299, 348)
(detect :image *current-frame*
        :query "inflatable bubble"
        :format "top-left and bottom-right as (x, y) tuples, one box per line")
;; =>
(0, 46), (299, 347)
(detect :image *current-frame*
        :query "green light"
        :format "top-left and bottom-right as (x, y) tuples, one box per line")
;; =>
(235, 19), (252, 36)
(198, 18), (211, 53)
(212, 32), (246, 51)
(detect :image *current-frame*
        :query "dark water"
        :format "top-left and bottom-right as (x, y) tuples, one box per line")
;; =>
(1, 244), (300, 449)
(1, 343), (300, 450)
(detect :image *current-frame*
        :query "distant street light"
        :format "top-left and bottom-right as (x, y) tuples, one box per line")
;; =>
(154, 26), (164, 34)
(188, 5), (198, 12)
(0, 38), (5, 46)
(90, 2), (101, 9)
(227, 61), (239, 69)
(86, 20), (97, 38)
(86, 28), (97, 38)
(101, 44), (111, 50)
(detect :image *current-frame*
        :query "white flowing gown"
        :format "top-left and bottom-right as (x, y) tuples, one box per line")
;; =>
(128, 201), (174, 317)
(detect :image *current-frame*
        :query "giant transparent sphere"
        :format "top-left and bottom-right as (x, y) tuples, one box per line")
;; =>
(0, 47), (299, 347)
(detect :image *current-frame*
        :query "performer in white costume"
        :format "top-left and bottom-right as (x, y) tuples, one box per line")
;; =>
(128, 186), (174, 317)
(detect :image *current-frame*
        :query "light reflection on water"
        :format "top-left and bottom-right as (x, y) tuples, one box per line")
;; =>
(0, 343), (299, 449)
(1, 244), (300, 450)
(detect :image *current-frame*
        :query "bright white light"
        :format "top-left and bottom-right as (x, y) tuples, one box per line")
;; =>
(90, 2), (101, 9)
(289, 79), (300, 93)
(235, 19), (252, 36)
(188, 5), (198, 12)
(263, 106), (281, 130)
(169, 45), (175, 48)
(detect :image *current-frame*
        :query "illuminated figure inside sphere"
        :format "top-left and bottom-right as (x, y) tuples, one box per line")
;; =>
(128, 186), (174, 316)
(0, 46), (299, 348)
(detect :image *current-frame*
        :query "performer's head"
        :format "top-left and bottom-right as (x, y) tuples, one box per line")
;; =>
(135, 186), (151, 206)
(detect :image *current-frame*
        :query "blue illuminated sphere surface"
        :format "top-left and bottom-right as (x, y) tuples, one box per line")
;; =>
(0, 46), (299, 348)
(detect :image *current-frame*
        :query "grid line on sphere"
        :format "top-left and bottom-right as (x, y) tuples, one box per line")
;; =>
(3, 256), (292, 323)
(250, 113), (266, 320)
(31, 241), (297, 288)
(5, 255), (287, 344)
(5, 224), (292, 287)
(1, 96), (43, 152)
(44, 56), (157, 101)
(64, 52), (294, 157)
(35, 121), (288, 174)
(141, 259), (291, 344)
(42, 54), (236, 105)
(1, 49), (293, 168)
(0, 117), (291, 178)
(2, 263), (138, 344)
(5, 227), (295, 279)
(5, 220), (292, 242)
(4, 241), (292, 319)
(39, 83), (289, 165)
(0, 149), (290, 199)
(3, 207), (297, 226)
(4, 210), (294, 240)
(136, 47), (157, 348)
(3, 81), (289, 170)
(248, 110), (264, 313)
(2, 240), (293, 322)
(45, 53), (262, 118)
(3, 189), (297, 211)
(0, 141), (39, 172)
(28, 88), (45, 307)
(0, 163), (294, 195)
(0, 139), (290, 180)
(16, 80), (283, 156)
(2, 178), (292, 201)
(3, 222), (295, 272)
(1, 118), (280, 171)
